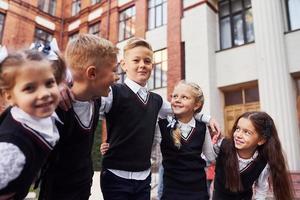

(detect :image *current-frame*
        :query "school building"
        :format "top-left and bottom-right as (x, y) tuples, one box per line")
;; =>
(0, 0), (300, 171)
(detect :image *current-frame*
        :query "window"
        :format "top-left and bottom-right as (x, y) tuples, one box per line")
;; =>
(148, 0), (167, 30)
(38, 0), (56, 15)
(116, 63), (126, 84)
(89, 22), (100, 36)
(219, 0), (254, 49)
(0, 13), (5, 43)
(286, 0), (300, 31)
(69, 32), (79, 41)
(72, 0), (81, 16)
(148, 49), (167, 90)
(91, 0), (101, 5)
(119, 6), (136, 41)
(34, 28), (53, 45)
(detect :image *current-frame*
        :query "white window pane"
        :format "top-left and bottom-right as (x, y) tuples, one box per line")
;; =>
(245, 9), (254, 42)
(220, 17), (232, 49)
(155, 63), (162, 88)
(162, 49), (167, 61)
(162, 61), (167, 87)
(288, 0), (300, 30)
(233, 14), (244, 45)
(119, 22), (125, 41)
(148, 8), (155, 29)
(149, 0), (155, 8)
(156, 5), (162, 27)
(162, 2), (167, 25)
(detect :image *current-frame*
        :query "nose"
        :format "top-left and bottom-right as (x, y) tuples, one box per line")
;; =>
(39, 87), (51, 99)
(138, 60), (146, 68)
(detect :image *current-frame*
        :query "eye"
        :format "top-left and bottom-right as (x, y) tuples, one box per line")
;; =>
(133, 59), (139, 63)
(172, 94), (178, 99)
(182, 96), (189, 100)
(144, 58), (152, 64)
(235, 127), (241, 132)
(23, 84), (35, 93)
(46, 78), (56, 88)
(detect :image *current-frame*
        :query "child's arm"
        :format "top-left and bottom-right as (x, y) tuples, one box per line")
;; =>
(202, 129), (216, 163)
(0, 143), (25, 190)
(57, 82), (74, 111)
(253, 164), (270, 199)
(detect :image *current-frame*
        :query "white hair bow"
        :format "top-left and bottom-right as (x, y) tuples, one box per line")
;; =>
(0, 45), (8, 63)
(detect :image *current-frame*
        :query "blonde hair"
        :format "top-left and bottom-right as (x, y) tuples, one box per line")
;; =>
(175, 80), (204, 113)
(123, 37), (153, 55)
(65, 34), (119, 73)
(0, 50), (53, 95)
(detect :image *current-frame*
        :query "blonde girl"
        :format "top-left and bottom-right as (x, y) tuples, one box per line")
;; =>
(158, 80), (215, 200)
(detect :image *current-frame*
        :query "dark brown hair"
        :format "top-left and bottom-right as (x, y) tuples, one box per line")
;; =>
(223, 111), (294, 199)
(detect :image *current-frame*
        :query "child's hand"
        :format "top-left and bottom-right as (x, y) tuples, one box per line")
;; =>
(58, 83), (74, 111)
(100, 143), (110, 155)
(208, 117), (221, 136)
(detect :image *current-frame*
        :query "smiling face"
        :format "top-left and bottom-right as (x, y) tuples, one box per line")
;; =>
(5, 62), (60, 118)
(233, 117), (266, 158)
(121, 46), (153, 86)
(170, 84), (202, 122)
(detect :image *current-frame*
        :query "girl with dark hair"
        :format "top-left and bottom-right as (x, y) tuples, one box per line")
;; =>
(213, 111), (294, 200)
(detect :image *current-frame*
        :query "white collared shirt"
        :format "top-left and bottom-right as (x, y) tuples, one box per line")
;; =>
(73, 100), (94, 128)
(0, 106), (62, 189)
(100, 78), (211, 180)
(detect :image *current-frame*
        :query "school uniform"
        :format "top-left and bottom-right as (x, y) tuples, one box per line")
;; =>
(158, 116), (214, 200)
(100, 79), (163, 200)
(0, 106), (60, 200)
(213, 139), (270, 200)
(38, 99), (101, 200)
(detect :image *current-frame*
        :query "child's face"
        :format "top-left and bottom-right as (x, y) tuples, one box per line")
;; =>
(89, 59), (117, 98)
(170, 84), (201, 120)
(121, 46), (153, 86)
(6, 63), (60, 118)
(233, 118), (265, 157)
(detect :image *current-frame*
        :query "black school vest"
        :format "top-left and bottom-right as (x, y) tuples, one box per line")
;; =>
(43, 99), (101, 187)
(213, 139), (267, 200)
(0, 108), (54, 200)
(159, 118), (207, 192)
(103, 84), (163, 171)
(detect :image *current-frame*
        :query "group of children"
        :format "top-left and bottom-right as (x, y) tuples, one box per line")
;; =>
(0, 33), (295, 200)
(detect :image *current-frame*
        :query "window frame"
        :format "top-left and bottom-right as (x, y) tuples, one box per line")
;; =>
(118, 6), (136, 41)
(91, 0), (101, 6)
(218, 0), (254, 50)
(88, 22), (101, 36)
(149, 48), (168, 90)
(148, 0), (167, 30)
(34, 27), (53, 45)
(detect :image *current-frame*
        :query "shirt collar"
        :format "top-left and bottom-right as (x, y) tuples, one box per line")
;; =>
(178, 117), (196, 128)
(237, 150), (258, 162)
(124, 78), (148, 94)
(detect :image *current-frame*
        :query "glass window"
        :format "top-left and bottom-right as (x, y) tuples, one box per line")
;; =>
(91, 0), (101, 5)
(148, 0), (167, 30)
(38, 0), (56, 15)
(149, 49), (168, 90)
(224, 90), (243, 106)
(219, 0), (254, 49)
(34, 28), (53, 45)
(286, 0), (300, 30)
(89, 22), (100, 36)
(245, 87), (259, 103)
(119, 6), (135, 41)
(0, 13), (4, 43)
(72, 0), (81, 16)
(224, 86), (260, 106)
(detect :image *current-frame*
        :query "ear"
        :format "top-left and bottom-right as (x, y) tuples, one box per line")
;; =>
(258, 137), (267, 146)
(120, 59), (126, 72)
(194, 102), (202, 112)
(86, 66), (97, 80)
(2, 90), (15, 106)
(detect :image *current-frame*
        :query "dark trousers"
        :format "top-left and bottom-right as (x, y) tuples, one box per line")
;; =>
(161, 187), (209, 200)
(100, 169), (151, 200)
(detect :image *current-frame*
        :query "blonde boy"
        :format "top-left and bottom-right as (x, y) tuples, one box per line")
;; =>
(39, 34), (118, 200)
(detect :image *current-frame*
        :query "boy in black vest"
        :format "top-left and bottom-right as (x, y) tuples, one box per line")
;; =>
(100, 38), (220, 200)
(38, 34), (119, 200)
